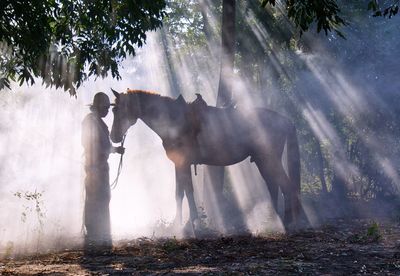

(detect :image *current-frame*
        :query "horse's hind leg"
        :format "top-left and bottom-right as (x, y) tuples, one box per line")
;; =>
(254, 158), (280, 218)
(255, 157), (295, 227)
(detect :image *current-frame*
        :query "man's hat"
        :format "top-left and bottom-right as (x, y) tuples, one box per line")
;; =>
(90, 92), (114, 108)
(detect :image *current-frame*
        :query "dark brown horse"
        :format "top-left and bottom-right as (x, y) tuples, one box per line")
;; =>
(110, 89), (302, 229)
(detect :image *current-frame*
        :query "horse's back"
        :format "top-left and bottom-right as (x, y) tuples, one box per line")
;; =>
(193, 106), (293, 162)
(253, 108), (294, 132)
(249, 108), (295, 157)
(198, 106), (293, 138)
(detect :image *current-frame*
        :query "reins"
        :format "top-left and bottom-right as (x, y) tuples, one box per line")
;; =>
(110, 133), (126, 190)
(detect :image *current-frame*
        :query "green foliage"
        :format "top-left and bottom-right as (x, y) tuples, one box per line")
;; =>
(260, 0), (347, 38)
(349, 221), (382, 243)
(14, 190), (46, 226)
(367, 221), (381, 239)
(0, 0), (166, 95)
(368, 0), (399, 18)
(164, 0), (208, 49)
(162, 237), (188, 252)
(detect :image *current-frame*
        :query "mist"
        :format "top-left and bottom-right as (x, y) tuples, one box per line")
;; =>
(0, 41), (181, 255)
(1, 1), (400, 257)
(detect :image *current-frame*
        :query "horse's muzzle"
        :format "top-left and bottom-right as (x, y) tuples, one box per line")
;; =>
(110, 131), (124, 143)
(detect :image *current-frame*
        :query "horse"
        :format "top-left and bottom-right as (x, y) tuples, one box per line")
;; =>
(110, 89), (302, 230)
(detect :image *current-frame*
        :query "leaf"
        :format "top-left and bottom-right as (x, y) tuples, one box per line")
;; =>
(367, 0), (378, 11)
(261, 0), (275, 8)
(335, 30), (346, 40)
(0, 0), (167, 94)
(373, 10), (382, 17)
(0, 78), (11, 90)
(383, 8), (389, 17)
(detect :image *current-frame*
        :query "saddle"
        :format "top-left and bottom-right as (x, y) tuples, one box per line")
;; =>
(187, 94), (236, 165)
(188, 93), (208, 137)
(165, 93), (235, 170)
(187, 93), (236, 137)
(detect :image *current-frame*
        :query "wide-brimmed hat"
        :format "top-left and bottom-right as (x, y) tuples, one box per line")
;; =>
(89, 92), (115, 108)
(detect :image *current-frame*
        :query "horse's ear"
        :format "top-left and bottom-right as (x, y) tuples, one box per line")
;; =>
(176, 94), (186, 104)
(111, 88), (120, 99)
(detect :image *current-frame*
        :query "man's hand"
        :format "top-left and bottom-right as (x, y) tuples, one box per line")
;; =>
(112, 146), (125, 154)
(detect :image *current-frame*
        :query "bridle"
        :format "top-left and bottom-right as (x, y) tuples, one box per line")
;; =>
(109, 93), (140, 190)
(110, 133), (126, 190)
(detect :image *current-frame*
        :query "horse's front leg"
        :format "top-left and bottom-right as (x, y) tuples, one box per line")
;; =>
(174, 165), (184, 226)
(175, 164), (198, 226)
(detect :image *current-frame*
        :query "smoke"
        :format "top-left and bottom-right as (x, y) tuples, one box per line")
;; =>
(1, 2), (400, 256)
(289, 12), (400, 219)
(0, 35), (184, 256)
(0, 89), (83, 255)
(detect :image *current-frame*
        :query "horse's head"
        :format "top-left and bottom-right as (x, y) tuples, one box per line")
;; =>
(110, 89), (140, 143)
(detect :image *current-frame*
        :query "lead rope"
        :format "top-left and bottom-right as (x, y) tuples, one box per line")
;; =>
(110, 134), (126, 190)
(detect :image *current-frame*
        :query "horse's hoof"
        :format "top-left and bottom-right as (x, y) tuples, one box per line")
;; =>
(193, 218), (201, 230)
(182, 221), (196, 238)
(172, 218), (182, 228)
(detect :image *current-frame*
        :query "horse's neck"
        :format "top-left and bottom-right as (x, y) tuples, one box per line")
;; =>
(138, 94), (178, 139)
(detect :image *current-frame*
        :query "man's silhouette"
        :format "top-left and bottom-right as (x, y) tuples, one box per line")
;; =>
(81, 92), (124, 250)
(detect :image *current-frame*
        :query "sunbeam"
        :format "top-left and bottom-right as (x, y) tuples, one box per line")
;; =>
(1, 1), (399, 260)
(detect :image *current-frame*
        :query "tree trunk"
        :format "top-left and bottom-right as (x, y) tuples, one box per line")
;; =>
(203, 0), (245, 233)
(160, 28), (180, 97)
(199, 0), (212, 41)
(315, 139), (328, 194)
(216, 0), (236, 107)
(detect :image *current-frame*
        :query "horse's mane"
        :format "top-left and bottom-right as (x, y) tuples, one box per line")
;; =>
(125, 89), (214, 110)
(126, 89), (159, 95)
(126, 88), (177, 103)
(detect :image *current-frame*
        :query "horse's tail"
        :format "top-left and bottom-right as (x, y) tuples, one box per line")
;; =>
(286, 123), (301, 194)
(287, 123), (310, 227)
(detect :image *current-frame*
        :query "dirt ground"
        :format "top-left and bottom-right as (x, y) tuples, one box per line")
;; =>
(1, 217), (399, 275)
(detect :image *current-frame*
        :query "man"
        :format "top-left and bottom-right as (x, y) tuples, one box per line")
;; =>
(81, 92), (124, 250)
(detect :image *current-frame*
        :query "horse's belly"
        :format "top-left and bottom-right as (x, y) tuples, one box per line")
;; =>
(195, 129), (251, 165)
(197, 145), (249, 166)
